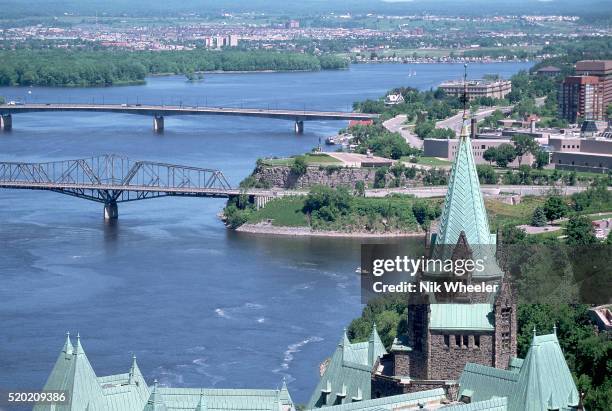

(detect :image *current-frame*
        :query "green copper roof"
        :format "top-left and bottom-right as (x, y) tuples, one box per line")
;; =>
(458, 333), (580, 411)
(459, 363), (518, 403)
(156, 387), (291, 411)
(439, 397), (508, 411)
(507, 358), (523, 373)
(435, 117), (494, 248)
(429, 304), (494, 331)
(310, 388), (446, 410)
(307, 325), (387, 409)
(509, 333), (580, 411)
(35, 335), (293, 411)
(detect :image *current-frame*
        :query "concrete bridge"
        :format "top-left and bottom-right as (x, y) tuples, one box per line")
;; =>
(0, 154), (295, 220)
(0, 103), (378, 133)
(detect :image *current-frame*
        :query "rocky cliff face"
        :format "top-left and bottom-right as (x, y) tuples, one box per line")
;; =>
(251, 165), (378, 189)
(248, 164), (432, 189)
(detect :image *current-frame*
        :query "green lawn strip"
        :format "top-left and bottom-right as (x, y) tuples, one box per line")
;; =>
(485, 196), (546, 230)
(246, 196), (308, 227)
(409, 156), (452, 167)
(493, 167), (607, 180)
(246, 194), (423, 232)
(260, 153), (342, 167)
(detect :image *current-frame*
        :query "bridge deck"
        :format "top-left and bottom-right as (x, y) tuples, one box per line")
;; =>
(0, 103), (379, 121)
(0, 180), (294, 199)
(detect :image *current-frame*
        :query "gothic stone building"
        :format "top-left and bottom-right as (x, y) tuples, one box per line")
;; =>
(370, 115), (517, 398)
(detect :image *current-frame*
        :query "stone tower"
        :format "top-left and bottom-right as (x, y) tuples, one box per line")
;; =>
(374, 106), (517, 396)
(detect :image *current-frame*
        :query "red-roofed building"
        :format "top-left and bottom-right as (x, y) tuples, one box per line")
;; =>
(348, 119), (374, 127)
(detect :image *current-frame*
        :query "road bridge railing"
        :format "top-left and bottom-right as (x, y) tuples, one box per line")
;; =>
(0, 103), (379, 133)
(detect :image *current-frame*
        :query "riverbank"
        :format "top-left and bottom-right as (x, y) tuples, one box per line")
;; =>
(0, 49), (349, 87)
(235, 221), (424, 237)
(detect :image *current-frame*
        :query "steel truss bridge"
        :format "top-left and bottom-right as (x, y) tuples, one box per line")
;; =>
(0, 154), (267, 219)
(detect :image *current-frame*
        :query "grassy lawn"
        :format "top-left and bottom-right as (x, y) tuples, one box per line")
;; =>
(246, 196), (308, 227)
(529, 229), (565, 241)
(260, 153), (342, 167)
(587, 212), (612, 220)
(485, 196), (546, 230)
(401, 156), (452, 167)
(499, 167), (608, 180)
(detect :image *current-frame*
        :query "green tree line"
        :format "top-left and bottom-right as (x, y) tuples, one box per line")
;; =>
(0, 49), (348, 87)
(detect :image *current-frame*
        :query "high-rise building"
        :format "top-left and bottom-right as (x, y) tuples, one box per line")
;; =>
(575, 60), (612, 110)
(558, 76), (604, 122)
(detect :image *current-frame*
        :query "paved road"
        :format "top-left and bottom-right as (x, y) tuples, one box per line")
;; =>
(383, 106), (513, 148)
(364, 185), (599, 198)
(436, 106), (513, 135)
(383, 114), (423, 149)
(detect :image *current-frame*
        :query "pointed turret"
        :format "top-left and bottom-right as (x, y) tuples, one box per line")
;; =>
(195, 389), (207, 411)
(34, 333), (77, 411)
(434, 112), (493, 249)
(431, 64), (495, 252)
(510, 333), (579, 411)
(74, 332), (85, 355)
(279, 377), (292, 405)
(338, 327), (351, 363)
(128, 354), (144, 384)
(367, 323), (385, 367)
(62, 332), (73, 357)
(68, 333), (106, 410)
(341, 328), (350, 347)
(144, 380), (168, 411)
(127, 353), (152, 407)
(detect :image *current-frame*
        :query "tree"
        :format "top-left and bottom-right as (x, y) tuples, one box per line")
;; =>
(543, 196), (568, 222)
(480, 109), (505, 129)
(565, 215), (597, 245)
(428, 128), (455, 139)
(411, 199), (440, 226)
(607, 103), (612, 120)
(374, 167), (388, 188)
(414, 120), (435, 139)
(511, 134), (539, 166)
(531, 206), (548, 227)
(493, 143), (517, 168)
(476, 164), (497, 184)
(534, 149), (549, 169)
(354, 181), (365, 197)
(483, 147), (497, 164)
(290, 155), (308, 176)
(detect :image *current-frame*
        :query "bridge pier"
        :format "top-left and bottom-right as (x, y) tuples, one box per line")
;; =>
(294, 120), (304, 134)
(254, 195), (273, 210)
(104, 201), (119, 220)
(153, 115), (164, 132)
(0, 114), (12, 131)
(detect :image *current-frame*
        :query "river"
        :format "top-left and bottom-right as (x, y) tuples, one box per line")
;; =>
(0, 62), (532, 405)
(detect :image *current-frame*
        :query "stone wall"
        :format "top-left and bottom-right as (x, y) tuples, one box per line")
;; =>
(250, 165), (378, 189)
(249, 164), (429, 190)
(493, 281), (518, 369)
(371, 374), (458, 403)
(427, 331), (495, 381)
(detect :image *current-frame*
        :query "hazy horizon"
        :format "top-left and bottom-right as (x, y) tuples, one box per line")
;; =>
(1, 0), (610, 19)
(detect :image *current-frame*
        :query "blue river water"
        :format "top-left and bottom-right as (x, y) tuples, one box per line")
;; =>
(0, 62), (531, 405)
